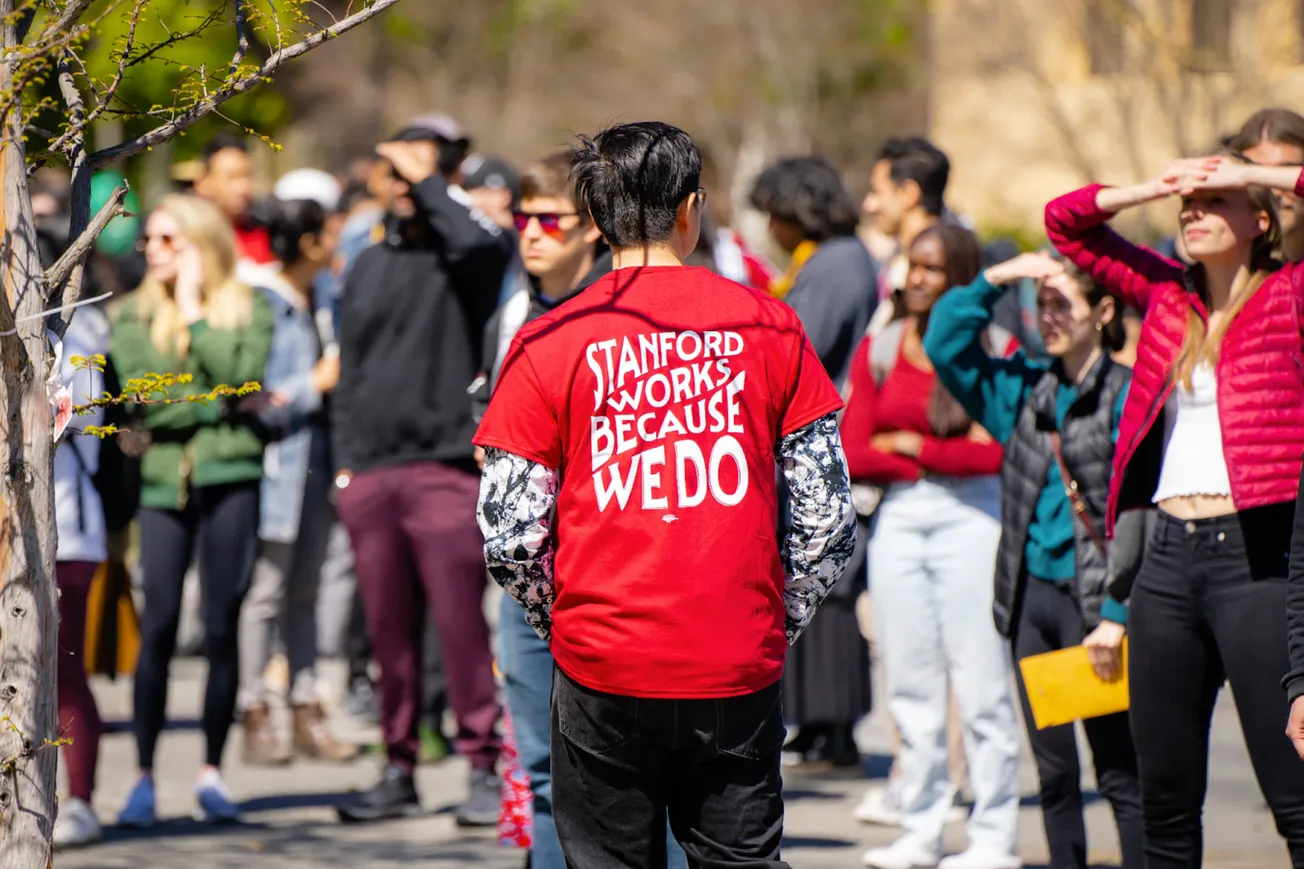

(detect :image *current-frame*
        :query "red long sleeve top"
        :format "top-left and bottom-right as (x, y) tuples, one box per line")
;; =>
(840, 334), (1006, 484)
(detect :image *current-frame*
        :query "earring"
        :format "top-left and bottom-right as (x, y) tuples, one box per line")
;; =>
(1095, 323), (1103, 331)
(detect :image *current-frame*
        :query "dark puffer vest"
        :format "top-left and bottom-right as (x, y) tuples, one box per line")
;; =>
(994, 356), (1132, 637)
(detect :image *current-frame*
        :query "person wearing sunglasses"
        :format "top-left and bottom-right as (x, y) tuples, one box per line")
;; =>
(331, 114), (515, 826)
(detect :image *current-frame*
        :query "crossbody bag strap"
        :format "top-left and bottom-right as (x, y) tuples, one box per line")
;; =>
(1049, 431), (1107, 557)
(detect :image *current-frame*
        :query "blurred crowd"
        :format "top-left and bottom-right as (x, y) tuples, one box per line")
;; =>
(39, 103), (1304, 869)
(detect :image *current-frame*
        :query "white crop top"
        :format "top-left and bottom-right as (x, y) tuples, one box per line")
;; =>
(1152, 363), (1233, 503)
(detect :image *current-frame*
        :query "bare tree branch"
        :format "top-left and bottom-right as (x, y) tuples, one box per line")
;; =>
(229, 0), (250, 75)
(46, 183), (127, 335)
(35, 0), (94, 47)
(52, 49), (85, 157)
(88, 0), (403, 168)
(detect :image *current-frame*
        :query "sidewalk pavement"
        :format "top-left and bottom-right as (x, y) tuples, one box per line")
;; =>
(54, 659), (1286, 868)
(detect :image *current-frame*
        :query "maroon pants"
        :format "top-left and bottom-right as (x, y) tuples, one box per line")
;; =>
(337, 461), (501, 771)
(57, 561), (102, 801)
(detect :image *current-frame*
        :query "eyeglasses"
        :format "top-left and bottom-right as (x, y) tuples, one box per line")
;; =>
(135, 233), (176, 253)
(513, 211), (578, 236)
(695, 187), (708, 208)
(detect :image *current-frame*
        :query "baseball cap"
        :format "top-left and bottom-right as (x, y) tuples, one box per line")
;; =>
(461, 154), (520, 199)
(274, 168), (342, 211)
(386, 113), (468, 145)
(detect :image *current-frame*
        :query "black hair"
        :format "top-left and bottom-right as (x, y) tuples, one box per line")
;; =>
(266, 198), (327, 266)
(748, 156), (859, 241)
(877, 137), (950, 217)
(571, 121), (702, 248)
(202, 132), (249, 164)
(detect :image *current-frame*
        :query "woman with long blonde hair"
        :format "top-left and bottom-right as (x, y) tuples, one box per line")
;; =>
(1046, 154), (1304, 868)
(110, 194), (275, 827)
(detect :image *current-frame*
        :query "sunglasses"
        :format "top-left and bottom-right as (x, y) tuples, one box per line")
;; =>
(135, 233), (177, 253)
(513, 211), (578, 236)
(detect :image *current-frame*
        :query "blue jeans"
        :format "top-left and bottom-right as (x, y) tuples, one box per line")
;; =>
(498, 595), (686, 869)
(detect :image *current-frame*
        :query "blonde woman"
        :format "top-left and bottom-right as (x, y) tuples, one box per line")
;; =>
(110, 195), (275, 827)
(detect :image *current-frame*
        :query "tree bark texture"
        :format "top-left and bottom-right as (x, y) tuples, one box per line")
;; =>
(0, 92), (61, 869)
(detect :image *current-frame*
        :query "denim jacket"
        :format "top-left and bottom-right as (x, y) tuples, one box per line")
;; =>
(253, 270), (331, 543)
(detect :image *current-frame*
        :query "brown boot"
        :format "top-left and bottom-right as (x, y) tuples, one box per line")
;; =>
(293, 703), (359, 762)
(242, 705), (291, 767)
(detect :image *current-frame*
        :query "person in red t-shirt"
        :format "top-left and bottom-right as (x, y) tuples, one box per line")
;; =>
(845, 224), (1022, 869)
(193, 133), (275, 266)
(474, 121), (856, 869)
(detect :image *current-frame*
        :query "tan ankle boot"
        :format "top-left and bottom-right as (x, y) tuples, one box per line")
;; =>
(242, 705), (291, 767)
(293, 703), (359, 762)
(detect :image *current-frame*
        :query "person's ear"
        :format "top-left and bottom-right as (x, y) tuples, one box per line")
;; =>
(1258, 209), (1271, 237)
(1095, 295), (1117, 329)
(583, 223), (603, 245)
(900, 179), (922, 212)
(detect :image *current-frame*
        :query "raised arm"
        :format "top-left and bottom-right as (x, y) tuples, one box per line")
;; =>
(924, 257), (1059, 444)
(477, 447), (559, 641)
(1044, 181), (1184, 315)
(776, 413), (857, 645)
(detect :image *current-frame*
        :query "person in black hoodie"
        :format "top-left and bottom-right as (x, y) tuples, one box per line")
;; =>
(332, 114), (514, 825)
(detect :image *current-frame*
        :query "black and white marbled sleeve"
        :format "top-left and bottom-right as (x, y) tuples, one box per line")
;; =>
(476, 447), (559, 641)
(777, 413), (856, 645)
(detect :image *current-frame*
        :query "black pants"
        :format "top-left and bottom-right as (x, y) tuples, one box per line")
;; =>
(1013, 578), (1143, 869)
(135, 483), (259, 769)
(551, 667), (789, 869)
(1129, 509), (1304, 868)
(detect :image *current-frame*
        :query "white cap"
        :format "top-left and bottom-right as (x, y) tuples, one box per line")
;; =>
(273, 168), (341, 212)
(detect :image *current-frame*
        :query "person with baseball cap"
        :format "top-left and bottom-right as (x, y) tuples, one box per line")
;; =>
(332, 114), (513, 826)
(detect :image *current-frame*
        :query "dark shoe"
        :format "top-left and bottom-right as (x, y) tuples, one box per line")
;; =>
(336, 764), (422, 823)
(241, 705), (292, 767)
(454, 768), (500, 828)
(293, 703), (359, 762)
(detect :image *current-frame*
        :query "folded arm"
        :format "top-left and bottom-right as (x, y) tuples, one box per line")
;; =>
(778, 413), (857, 645)
(476, 446), (559, 641)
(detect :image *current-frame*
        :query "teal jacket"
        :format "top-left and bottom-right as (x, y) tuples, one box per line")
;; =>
(924, 274), (1129, 624)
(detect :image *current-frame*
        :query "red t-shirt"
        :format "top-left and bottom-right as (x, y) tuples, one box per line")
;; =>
(840, 336), (1006, 484)
(475, 266), (843, 699)
(235, 224), (276, 265)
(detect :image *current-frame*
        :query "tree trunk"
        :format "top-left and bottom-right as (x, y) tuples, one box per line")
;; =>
(0, 101), (62, 869)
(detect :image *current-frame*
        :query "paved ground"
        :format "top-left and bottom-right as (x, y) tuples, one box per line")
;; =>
(54, 659), (1287, 868)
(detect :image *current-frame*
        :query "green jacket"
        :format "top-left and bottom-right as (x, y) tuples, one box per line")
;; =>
(110, 293), (275, 510)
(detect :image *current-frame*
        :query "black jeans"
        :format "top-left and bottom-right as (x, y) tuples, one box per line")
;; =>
(1129, 509), (1304, 869)
(551, 667), (789, 869)
(1013, 578), (1143, 869)
(135, 483), (259, 769)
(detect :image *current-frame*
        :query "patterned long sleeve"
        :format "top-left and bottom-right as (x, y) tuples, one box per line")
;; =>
(777, 412), (857, 645)
(476, 447), (559, 641)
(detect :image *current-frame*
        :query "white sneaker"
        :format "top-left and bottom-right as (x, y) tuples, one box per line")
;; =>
(117, 777), (156, 829)
(194, 770), (240, 824)
(53, 798), (102, 849)
(938, 847), (1021, 869)
(854, 782), (903, 826)
(862, 836), (941, 869)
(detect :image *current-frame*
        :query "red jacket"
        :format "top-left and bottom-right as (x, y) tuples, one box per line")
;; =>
(1045, 176), (1304, 534)
(841, 332), (1008, 484)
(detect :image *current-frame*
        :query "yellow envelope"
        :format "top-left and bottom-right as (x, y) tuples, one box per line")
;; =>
(1018, 640), (1129, 730)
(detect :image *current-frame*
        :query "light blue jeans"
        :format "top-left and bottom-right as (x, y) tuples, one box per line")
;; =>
(868, 475), (1021, 857)
(498, 594), (687, 869)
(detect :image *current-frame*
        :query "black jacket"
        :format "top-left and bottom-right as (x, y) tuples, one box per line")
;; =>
(470, 251), (613, 423)
(995, 356), (1150, 637)
(333, 177), (514, 473)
